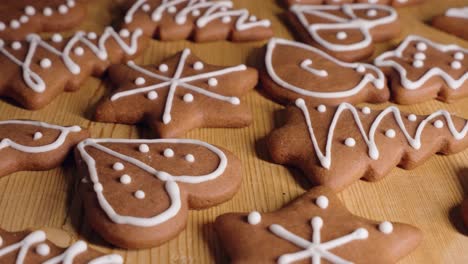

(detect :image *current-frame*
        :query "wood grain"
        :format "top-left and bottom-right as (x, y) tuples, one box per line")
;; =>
(0, 0), (467, 263)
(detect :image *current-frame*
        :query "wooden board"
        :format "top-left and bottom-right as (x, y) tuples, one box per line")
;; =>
(0, 0), (468, 263)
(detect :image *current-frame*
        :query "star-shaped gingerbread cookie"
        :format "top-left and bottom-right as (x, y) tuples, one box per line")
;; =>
(375, 35), (468, 104)
(215, 186), (422, 263)
(75, 138), (242, 248)
(0, 27), (147, 110)
(121, 0), (273, 42)
(283, 0), (424, 8)
(0, 228), (123, 263)
(0, 0), (87, 40)
(94, 48), (257, 138)
(268, 99), (468, 191)
(287, 4), (400, 62)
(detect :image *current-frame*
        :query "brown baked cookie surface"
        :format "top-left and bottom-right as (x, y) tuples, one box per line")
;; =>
(432, 7), (468, 41)
(0, 228), (123, 263)
(287, 3), (400, 62)
(0, 120), (88, 178)
(268, 99), (468, 191)
(374, 35), (468, 104)
(121, 0), (273, 42)
(75, 138), (242, 249)
(0, 27), (147, 110)
(284, 0), (424, 7)
(0, 0), (87, 40)
(261, 38), (389, 106)
(216, 186), (422, 263)
(94, 49), (256, 138)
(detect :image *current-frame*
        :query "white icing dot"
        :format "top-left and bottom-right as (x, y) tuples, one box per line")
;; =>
(355, 228), (369, 239)
(33, 132), (43, 140)
(362, 107), (371, 115)
(367, 9), (377, 17)
(315, 195), (329, 209)
(434, 120), (444, 128)
(10, 20), (20, 29)
(74, 47), (84, 56)
(317, 105), (326, 113)
(88, 32), (97, 39)
(159, 64), (169, 72)
(43, 7), (53, 16)
(0, 22), (5, 31)
(113, 162), (124, 171)
(408, 114), (417, 122)
(40, 58), (52, 69)
(311, 216), (323, 229)
(249, 15), (257, 22)
(385, 129), (396, 138)
(142, 4), (151, 11)
(163, 148), (174, 158)
(247, 211), (262, 225)
(52, 34), (63, 43)
(58, 5), (69, 14)
(147, 91), (158, 100)
(135, 77), (146, 85)
(222, 16), (232, 23)
(413, 52), (426, 60)
(344, 138), (356, 147)
(454, 52), (464, 60)
(356, 65), (366, 73)
(134, 190), (145, 199)
(192, 9), (201, 16)
(36, 243), (50, 256)
(168, 6), (177, 13)
(183, 93), (194, 103)
(451, 61), (462, 70)
(336, 31), (347, 40)
(94, 183), (103, 192)
(185, 154), (195, 162)
(413, 60), (424, 68)
(208, 78), (218, 87)
(20, 16), (29, 24)
(119, 29), (130, 38)
(229, 97), (241, 105)
(11, 42), (21, 50)
(193, 61), (204, 70)
(25, 6), (36, 16)
(120, 174), (132, 184)
(67, 0), (76, 8)
(378, 221), (393, 234)
(416, 42), (427, 51)
(138, 144), (150, 153)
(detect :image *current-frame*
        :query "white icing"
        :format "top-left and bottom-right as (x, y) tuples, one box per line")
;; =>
(76, 138), (228, 227)
(193, 61), (204, 70)
(208, 77), (218, 87)
(164, 148), (175, 158)
(385, 129), (396, 138)
(317, 105), (326, 113)
(434, 120), (444, 128)
(183, 93), (194, 103)
(446, 7), (468, 19)
(135, 77), (146, 85)
(295, 99), (468, 169)
(290, 4), (398, 52)
(408, 114), (417, 122)
(265, 38), (385, 99)
(110, 49), (245, 125)
(344, 137), (356, 147)
(247, 211), (262, 225)
(301, 59), (328, 77)
(113, 162), (125, 171)
(36, 243), (50, 256)
(269, 216), (368, 264)
(159, 63), (169, 72)
(185, 154), (195, 162)
(33, 131), (43, 140)
(315, 195), (329, 209)
(40, 58), (52, 69)
(139, 143), (150, 153)
(378, 221), (393, 234)
(43, 7), (53, 17)
(147, 91), (158, 100)
(120, 174), (132, 184)
(134, 190), (146, 199)
(374, 35), (468, 90)
(362, 106), (371, 114)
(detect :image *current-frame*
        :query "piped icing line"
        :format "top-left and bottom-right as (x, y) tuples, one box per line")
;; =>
(110, 48), (245, 125)
(295, 98), (468, 169)
(265, 38), (385, 98)
(76, 138), (228, 227)
(0, 120), (81, 153)
(446, 7), (468, 19)
(125, 0), (271, 31)
(374, 35), (468, 90)
(290, 4), (398, 52)
(0, 27), (143, 93)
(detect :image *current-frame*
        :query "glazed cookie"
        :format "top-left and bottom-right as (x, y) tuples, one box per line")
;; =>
(0, 228), (123, 263)
(283, 0), (424, 7)
(432, 7), (468, 41)
(216, 186), (422, 263)
(122, 0), (273, 42)
(262, 38), (389, 106)
(0, 27), (146, 110)
(268, 99), (468, 191)
(374, 35), (468, 104)
(0, 120), (88, 179)
(94, 48), (257, 138)
(75, 138), (242, 248)
(287, 4), (400, 62)
(0, 0), (87, 40)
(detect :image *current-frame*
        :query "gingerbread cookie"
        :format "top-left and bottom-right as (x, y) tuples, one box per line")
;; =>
(75, 138), (242, 248)
(283, 0), (424, 8)
(287, 4), (400, 62)
(0, 27), (146, 110)
(0, 120), (88, 179)
(94, 48), (256, 138)
(268, 99), (468, 191)
(262, 38), (389, 106)
(374, 35), (468, 104)
(432, 7), (468, 41)
(216, 186), (422, 263)
(122, 0), (273, 42)
(0, 0), (87, 40)
(0, 228), (123, 263)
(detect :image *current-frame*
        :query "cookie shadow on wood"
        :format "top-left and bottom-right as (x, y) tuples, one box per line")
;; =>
(254, 108), (287, 163)
(202, 221), (229, 264)
(449, 168), (468, 235)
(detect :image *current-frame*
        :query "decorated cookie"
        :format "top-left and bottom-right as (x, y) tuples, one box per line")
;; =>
(432, 7), (468, 41)
(216, 186), (422, 263)
(0, 228), (123, 263)
(0, 0), (87, 40)
(0, 120), (88, 179)
(0, 27), (146, 110)
(283, 0), (424, 8)
(374, 35), (468, 104)
(75, 138), (242, 248)
(121, 0), (273, 42)
(261, 38), (389, 106)
(94, 48), (256, 138)
(268, 99), (468, 191)
(287, 4), (400, 62)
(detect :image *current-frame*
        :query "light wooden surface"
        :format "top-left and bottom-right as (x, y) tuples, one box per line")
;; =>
(0, 0), (468, 263)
